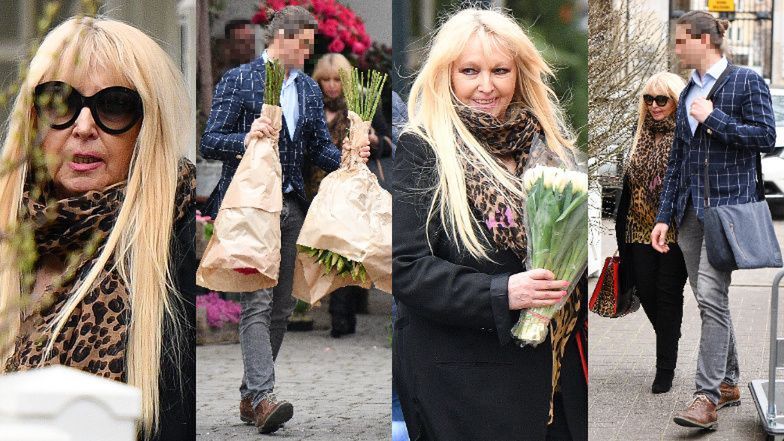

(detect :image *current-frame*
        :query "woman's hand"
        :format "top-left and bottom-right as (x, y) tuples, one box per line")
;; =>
(507, 269), (568, 310)
(651, 223), (670, 253)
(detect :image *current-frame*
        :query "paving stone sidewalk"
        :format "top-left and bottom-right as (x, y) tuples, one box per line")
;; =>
(589, 219), (784, 441)
(197, 291), (392, 440)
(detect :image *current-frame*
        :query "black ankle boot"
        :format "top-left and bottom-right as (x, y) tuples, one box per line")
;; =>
(330, 316), (355, 338)
(652, 368), (674, 394)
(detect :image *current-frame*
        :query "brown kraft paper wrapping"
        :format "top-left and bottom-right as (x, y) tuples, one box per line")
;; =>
(293, 111), (392, 304)
(196, 104), (283, 293)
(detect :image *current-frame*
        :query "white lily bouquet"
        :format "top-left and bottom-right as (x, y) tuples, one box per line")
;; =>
(510, 139), (588, 347)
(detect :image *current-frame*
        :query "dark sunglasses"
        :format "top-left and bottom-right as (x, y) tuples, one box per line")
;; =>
(643, 94), (670, 107)
(33, 81), (143, 135)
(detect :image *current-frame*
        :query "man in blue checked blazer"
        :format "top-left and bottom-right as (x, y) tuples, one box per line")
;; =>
(651, 11), (776, 430)
(200, 6), (369, 434)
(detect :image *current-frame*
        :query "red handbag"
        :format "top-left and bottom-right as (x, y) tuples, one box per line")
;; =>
(589, 252), (637, 318)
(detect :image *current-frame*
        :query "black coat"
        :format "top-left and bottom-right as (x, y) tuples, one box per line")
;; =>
(392, 132), (587, 441)
(146, 205), (197, 441)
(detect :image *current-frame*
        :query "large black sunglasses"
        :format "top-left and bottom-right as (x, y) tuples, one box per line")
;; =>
(33, 81), (143, 135)
(643, 94), (670, 107)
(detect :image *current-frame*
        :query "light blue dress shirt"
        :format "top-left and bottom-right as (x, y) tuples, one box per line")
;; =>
(684, 56), (728, 135)
(262, 51), (299, 193)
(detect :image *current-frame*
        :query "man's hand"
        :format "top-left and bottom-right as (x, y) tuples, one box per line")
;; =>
(343, 133), (371, 163)
(690, 97), (714, 124)
(243, 115), (277, 147)
(651, 223), (670, 253)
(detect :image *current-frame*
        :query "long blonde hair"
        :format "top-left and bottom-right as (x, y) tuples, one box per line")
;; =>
(312, 53), (353, 85)
(404, 8), (576, 260)
(0, 17), (192, 438)
(629, 72), (686, 158)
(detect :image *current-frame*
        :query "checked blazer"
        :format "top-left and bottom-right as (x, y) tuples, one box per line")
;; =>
(656, 65), (777, 225)
(200, 57), (341, 218)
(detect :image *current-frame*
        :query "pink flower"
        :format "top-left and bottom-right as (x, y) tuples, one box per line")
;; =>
(197, 292), (242, 328)
(328, 38), (345, 53)
(351, 41), (366, 55)
(251, 9), (268, 24)
(320, 18), (339, 38)
(267, 0), (286, 10)
(313, 0), (336, 16)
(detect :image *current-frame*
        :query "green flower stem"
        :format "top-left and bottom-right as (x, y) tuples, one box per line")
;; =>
(511, 169), (588, 347)
(339, 67), (387, 121)
(264, 59), (284, 106)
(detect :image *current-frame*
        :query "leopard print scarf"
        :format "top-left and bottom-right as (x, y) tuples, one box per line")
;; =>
(625, 114), (677, 244)
(457, 103), (583, 423)
(456, 103), (540, 260)
(6, 159), (196, 382)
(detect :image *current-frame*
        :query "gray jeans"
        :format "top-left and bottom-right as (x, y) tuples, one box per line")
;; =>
(239, 194), (304, 407)
(677, 207), (740, 404)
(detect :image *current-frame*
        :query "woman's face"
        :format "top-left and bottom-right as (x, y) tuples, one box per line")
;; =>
(646, 92), (676, 121)
(451, 34), (517, 120)
(319, 68), (343, 99)
(38, 66), (140, 198)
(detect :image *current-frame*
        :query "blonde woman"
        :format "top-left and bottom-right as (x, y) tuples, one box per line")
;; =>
(0, 17), (196, 441)
(393, 8), (586, 440)
(616, 72), (688, 395)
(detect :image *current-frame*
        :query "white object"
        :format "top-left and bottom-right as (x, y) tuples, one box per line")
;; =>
(0, 365), (141, 441)
(0, 423), (70, 441)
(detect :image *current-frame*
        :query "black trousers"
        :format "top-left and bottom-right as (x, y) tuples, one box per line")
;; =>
(328, 285), (365, 329)
(629, 243), (688, 370)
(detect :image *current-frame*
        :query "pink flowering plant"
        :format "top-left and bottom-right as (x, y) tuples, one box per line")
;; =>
(252, 0), (372, 57)
(196, 292), (242, 328)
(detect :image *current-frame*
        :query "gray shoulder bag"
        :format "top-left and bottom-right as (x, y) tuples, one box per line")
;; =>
(702, 65), (783, 271)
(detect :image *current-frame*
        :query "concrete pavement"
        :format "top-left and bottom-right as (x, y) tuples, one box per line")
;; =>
(588, 219), (784, 440)
(197, 290), (392, 440)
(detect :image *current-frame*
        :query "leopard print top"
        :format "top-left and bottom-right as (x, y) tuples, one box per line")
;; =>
(6, 159), (196, 381)
(626, 115), (677, 244)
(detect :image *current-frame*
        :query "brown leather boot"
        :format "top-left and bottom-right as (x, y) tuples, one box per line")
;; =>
(717, 382), (741, 410)
(254, 394), (294, 434)
(672, 395), (718, 429)
(240, 396), (254, 424)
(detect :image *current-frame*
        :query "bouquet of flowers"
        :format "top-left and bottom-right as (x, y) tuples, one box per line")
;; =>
(292, 67), (391, 304)
(196, 60), (285, 292)
(510, 140), (588, 346)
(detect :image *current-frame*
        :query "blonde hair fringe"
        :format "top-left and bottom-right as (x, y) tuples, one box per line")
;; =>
(0, 17), (192, 439)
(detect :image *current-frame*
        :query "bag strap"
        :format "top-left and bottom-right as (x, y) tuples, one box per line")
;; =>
(702, 64), (736, 207)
